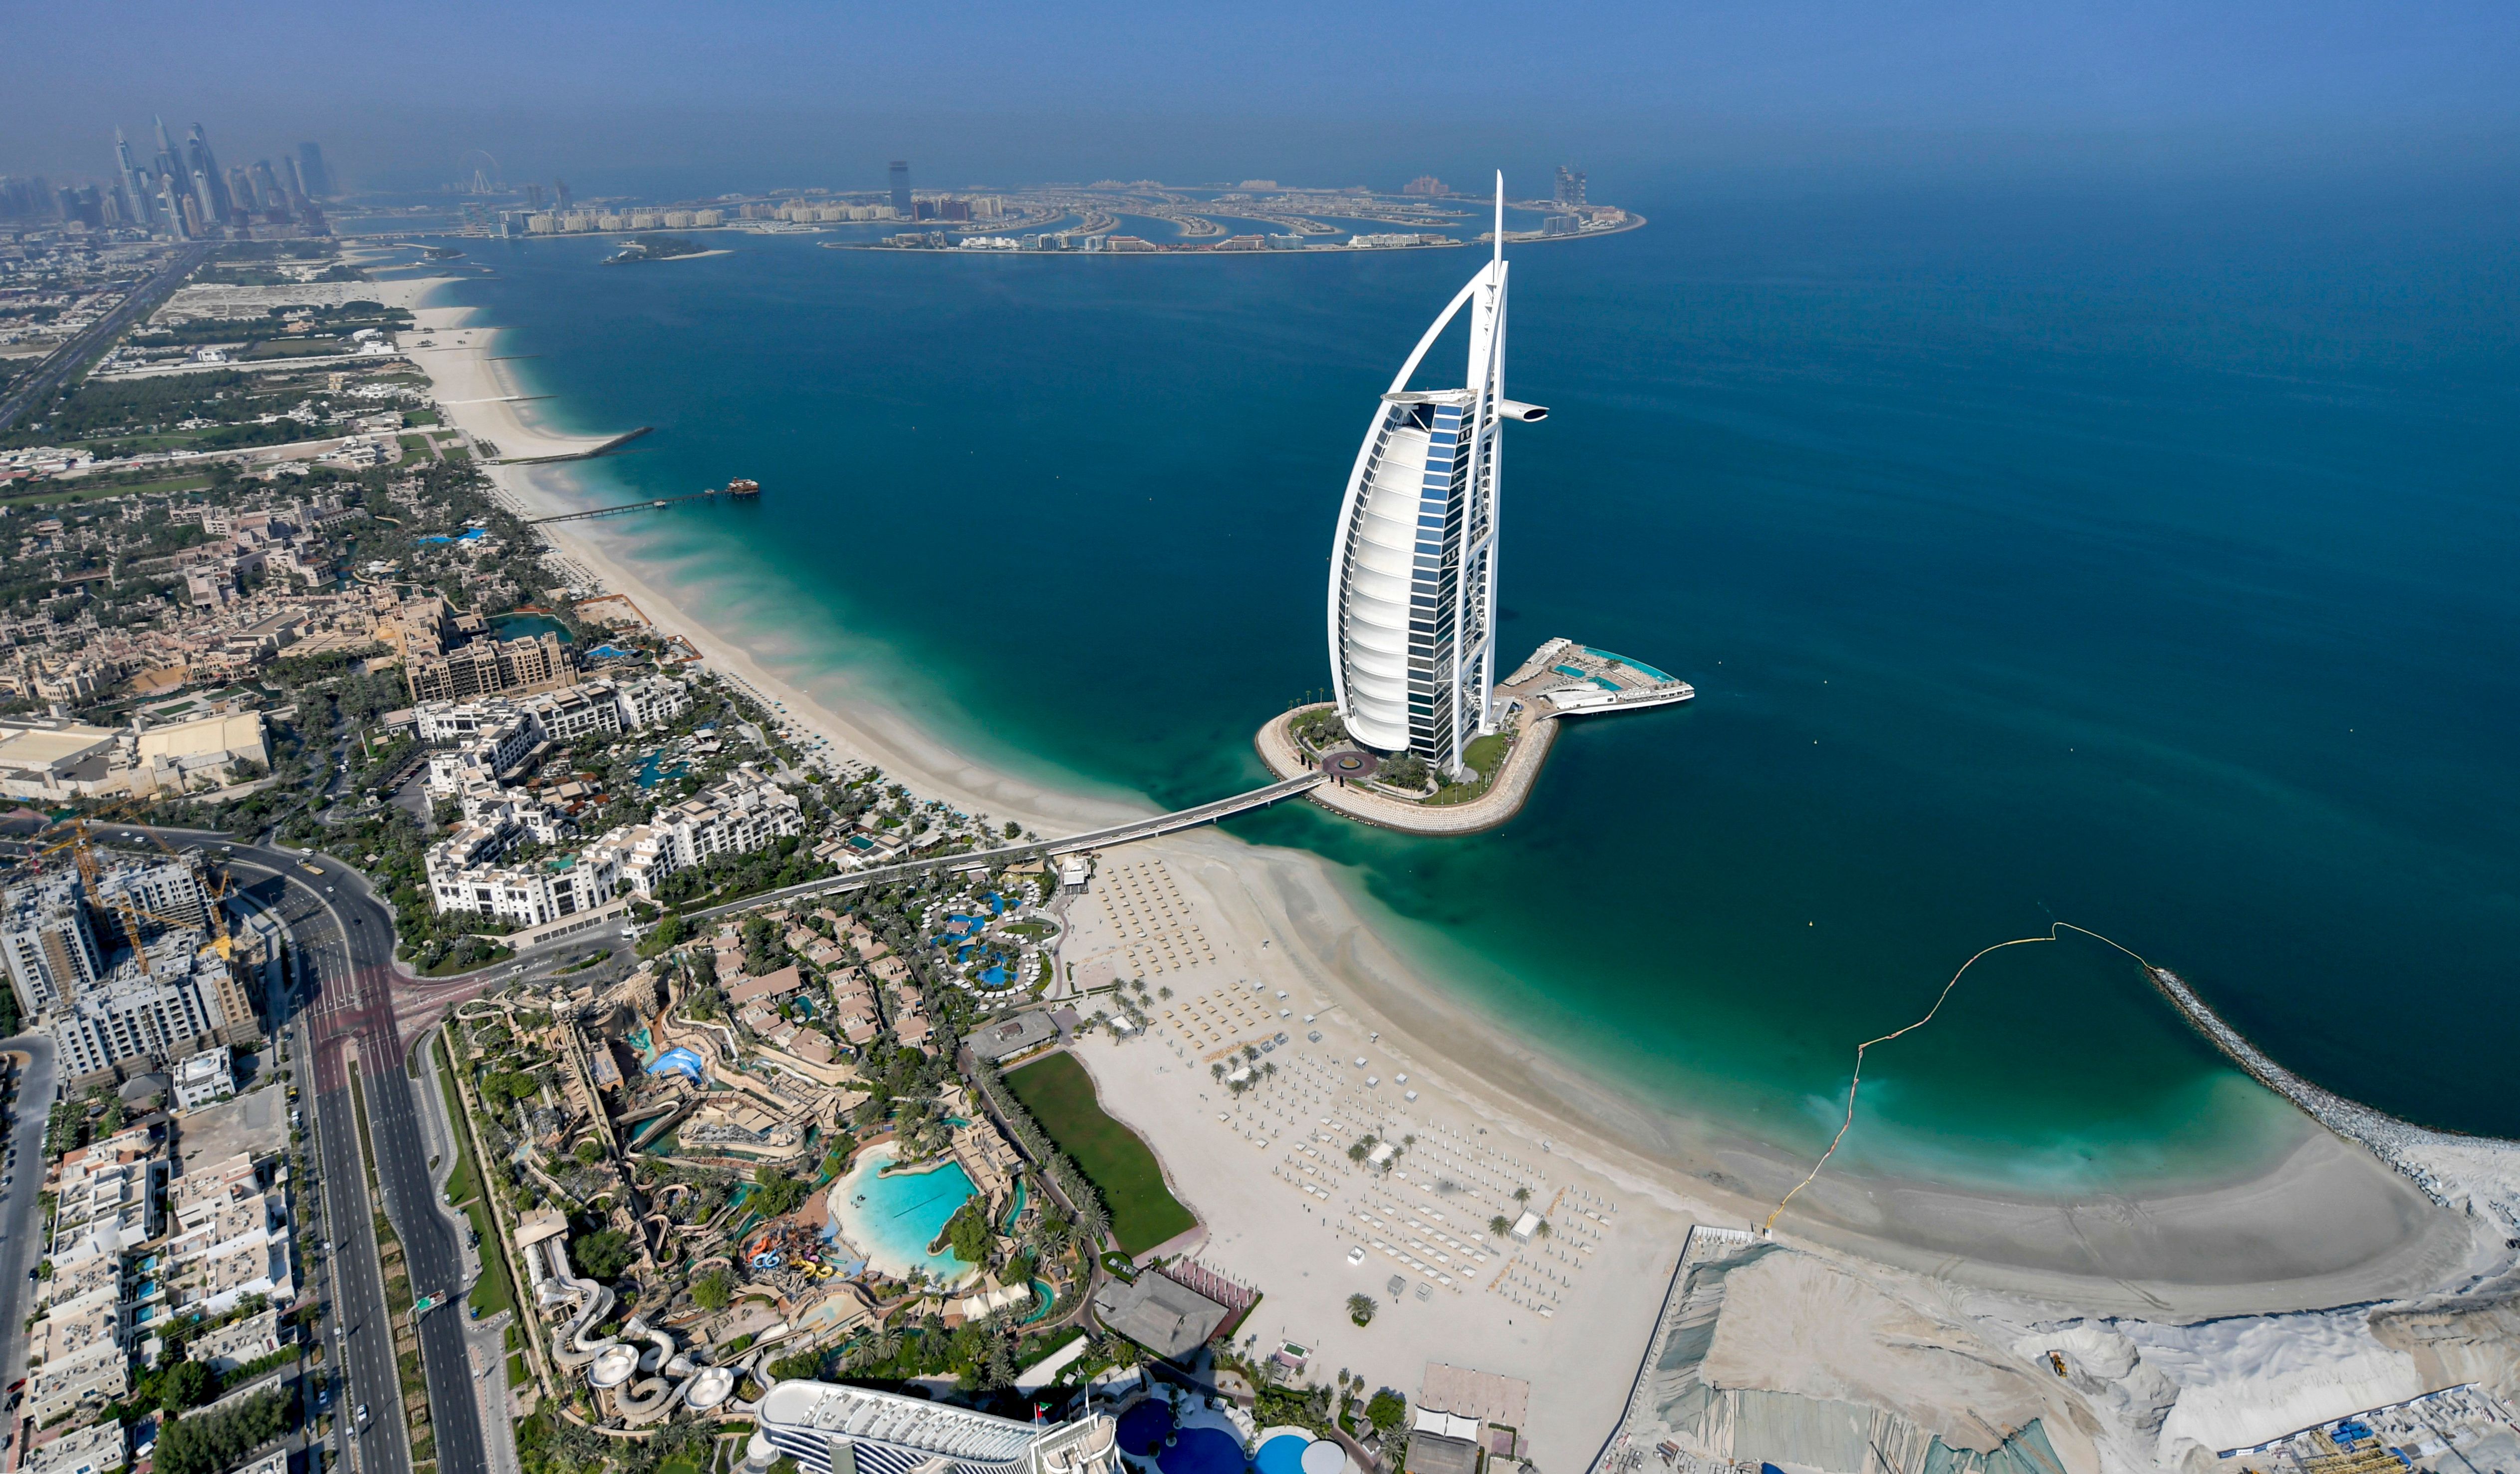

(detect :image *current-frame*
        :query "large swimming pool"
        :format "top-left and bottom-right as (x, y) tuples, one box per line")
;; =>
(824, 1143), (980, 1286)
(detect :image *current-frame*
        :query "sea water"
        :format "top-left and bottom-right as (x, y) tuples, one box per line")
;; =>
(401, 175), (2520, 1189)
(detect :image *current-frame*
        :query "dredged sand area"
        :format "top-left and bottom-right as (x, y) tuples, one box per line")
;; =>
(401, 284), (2507, 1465)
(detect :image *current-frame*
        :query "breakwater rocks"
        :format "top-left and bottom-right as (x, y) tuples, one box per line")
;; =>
(2146, 965), (2520, 1239)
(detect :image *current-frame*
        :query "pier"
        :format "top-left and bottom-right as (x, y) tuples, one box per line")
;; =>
(525, 476), (756, 525)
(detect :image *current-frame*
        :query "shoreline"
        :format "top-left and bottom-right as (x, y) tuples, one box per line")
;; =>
(1255, 702), (1560, 835)
(400, 272), (2505, 1333)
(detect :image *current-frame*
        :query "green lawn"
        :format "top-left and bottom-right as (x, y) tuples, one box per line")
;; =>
(1004, 1052), (1196, 1255)
(463, 1200), (512, 1318)
(436, 1038), (516, 1319)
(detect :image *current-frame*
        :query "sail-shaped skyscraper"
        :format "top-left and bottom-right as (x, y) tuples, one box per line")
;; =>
(1326, 175), (1548, 779)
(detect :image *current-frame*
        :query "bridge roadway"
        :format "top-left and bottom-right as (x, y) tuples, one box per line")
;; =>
(688, 771), (1324, 922)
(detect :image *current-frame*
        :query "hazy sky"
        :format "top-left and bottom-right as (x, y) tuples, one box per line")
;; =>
(9, 0), (2517, 195)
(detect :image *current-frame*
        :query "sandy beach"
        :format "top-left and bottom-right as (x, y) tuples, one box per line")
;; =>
(400, 278), (2511, 1465)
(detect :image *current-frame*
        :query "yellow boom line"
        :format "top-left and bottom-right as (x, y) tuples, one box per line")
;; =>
(1760, 921), (2152, 1237)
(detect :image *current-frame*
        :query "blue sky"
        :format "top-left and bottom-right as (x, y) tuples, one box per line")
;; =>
(8, 0), (2517, 193)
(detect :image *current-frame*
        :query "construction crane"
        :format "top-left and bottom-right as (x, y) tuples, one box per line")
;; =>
(126, 822), (239, 961)
(22, 815), (153, 972)
(20, 806), (232, 975)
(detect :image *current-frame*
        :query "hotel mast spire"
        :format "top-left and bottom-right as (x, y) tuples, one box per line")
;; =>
(1326, 172), (1546, 780)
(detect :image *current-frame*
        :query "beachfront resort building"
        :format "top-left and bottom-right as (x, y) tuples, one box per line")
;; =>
(582, 767), (807, 899)
(407, 629), (576, 703)
(427, 761), (801, 923)
(744, 1380), (1120, 1474)
(1326, 176), (1547, 779)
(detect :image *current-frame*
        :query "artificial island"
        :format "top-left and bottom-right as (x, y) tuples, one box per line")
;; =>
(421, 161), (1643, 257)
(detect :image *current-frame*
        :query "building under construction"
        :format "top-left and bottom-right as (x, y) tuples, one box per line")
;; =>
(0, 845), (266, 1088)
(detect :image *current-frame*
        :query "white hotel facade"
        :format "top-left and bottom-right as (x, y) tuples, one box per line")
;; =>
(1327, 176), (1547, 778)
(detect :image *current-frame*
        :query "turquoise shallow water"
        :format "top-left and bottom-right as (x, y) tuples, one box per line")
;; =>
(408, 182), (2520, 1191)
(827, 1145), (978, 1284)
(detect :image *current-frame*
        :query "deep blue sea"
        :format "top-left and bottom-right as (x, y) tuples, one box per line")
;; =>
(408, 178), (2520, 1191)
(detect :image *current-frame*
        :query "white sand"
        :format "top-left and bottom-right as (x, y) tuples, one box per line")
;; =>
(399, 305), (630, 463)
(402, 280), (2508, 1458)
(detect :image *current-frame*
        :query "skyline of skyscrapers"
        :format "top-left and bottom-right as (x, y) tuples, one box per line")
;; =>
(76, 115), (334, 237)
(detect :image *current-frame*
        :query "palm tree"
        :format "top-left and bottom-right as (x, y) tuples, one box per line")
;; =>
(1488, 1215), (1511, 1237)
(1512, 1185), (1531, 1205)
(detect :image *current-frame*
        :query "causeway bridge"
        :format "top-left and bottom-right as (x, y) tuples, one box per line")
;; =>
(688, 772), (1324, 921)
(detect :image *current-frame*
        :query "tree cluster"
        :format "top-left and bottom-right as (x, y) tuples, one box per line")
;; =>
(151, 1386), (296, 1474)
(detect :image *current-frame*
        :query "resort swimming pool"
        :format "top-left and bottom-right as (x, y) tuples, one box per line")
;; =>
(634, 750), (692, 789)
(1160, 1429), (1248, 1474)
(1253, 1436), (1310, 1474)
(1117, 1403), (1172, 1458)
(824, 1143), (980, 1286)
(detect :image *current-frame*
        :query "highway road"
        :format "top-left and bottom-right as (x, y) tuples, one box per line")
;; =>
(0, 243), (211, 433)
(0, 1034), (56, 1408)
(214, 839), (489, 1474)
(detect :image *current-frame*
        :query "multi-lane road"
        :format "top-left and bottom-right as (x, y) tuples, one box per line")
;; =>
(5, 816), (636, 1474)
(202, 834), (491, 1474)
(0, 1033), (57, 1410)
(0, 243), (211, 433)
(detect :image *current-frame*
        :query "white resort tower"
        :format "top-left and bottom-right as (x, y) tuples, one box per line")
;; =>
(1327, 174), (1548, 778)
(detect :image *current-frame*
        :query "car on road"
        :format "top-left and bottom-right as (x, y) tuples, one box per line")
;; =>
(356, 1404), (370, 1426)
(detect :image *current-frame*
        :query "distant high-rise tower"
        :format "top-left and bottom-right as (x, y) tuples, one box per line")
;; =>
(155, 174), (187, 237)
(296, 142), (333, 199)
(152, 116), (180, 179)
(1552, 165), (1586, 209)
(1327, 175), (1548, 779)
(553, 178), (572, 208)
(184, 124), (233, 221)
(113, 128), (155, 226)
(889, 160), (912, 217)
(524, 182), (545, 210)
